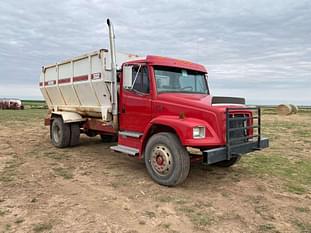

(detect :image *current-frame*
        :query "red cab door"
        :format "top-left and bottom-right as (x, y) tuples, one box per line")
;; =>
(119, 65), (152, 133)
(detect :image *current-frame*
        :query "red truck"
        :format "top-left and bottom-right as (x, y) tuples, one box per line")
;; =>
(40, 19), (268, 186)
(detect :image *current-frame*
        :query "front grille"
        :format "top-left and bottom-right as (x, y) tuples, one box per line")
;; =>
(201, 107), (266, 165)
(225, 107), (261, 161)
(229, 114), (247, 145)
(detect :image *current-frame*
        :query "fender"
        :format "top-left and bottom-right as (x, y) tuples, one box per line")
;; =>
(52, 111), (86, 123)
(141, 115), (222, 152)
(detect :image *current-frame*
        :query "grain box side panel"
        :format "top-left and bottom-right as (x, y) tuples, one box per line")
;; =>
(45, 66), (65, 106)
(39, 72), (52, 107)
(73, 58), (100, 108)
(58, 62), (80, 106)
(90, 54), (112, 108)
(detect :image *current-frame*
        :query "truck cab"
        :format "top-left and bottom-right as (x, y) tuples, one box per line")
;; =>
(40, 19), (268, 186)
(108, 55), (268, 186)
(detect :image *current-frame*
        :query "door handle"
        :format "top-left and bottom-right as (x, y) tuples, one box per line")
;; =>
(122, 105), (126, 113)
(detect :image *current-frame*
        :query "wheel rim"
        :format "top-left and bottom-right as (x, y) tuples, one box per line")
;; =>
(150, 144), (173, 176)
(53, 124), (61, 143)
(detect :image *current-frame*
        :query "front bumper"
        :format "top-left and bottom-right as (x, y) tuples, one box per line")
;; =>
(202, 138), (269, 165)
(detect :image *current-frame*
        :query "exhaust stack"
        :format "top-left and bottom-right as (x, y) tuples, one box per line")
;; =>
(107, 18), (118, 131)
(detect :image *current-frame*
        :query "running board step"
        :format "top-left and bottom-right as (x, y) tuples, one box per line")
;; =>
(119, 131), (143, 138)
(110, 145), (139, 156)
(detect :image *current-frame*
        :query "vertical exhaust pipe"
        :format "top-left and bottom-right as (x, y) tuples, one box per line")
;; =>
(107, 18), (118, 131)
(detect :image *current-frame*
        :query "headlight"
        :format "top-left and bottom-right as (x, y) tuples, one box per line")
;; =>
(193, 126), (205, 139)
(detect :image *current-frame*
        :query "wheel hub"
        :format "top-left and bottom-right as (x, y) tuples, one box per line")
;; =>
(151, 145), (172, 176)
(156, 155), (164, 165)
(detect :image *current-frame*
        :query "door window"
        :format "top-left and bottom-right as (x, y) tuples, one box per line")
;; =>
(132, 65), (150, 94)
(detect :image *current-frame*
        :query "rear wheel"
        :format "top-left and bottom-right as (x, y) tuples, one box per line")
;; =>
(144, 132), (190, 186)
(70, 123), (80, 146)
(50, 117), (70, 148)
(100, 134), (117, 143)
(85, 130), (97, 137)
(214, 155), (241, 167)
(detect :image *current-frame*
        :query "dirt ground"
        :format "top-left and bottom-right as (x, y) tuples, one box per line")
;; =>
(0, 109), (310, 233)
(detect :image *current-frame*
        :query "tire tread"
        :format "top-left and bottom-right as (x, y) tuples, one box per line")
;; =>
(144, 132), (190, 186)
(50, 117), (70, 148)
(70, 123), (80, 146)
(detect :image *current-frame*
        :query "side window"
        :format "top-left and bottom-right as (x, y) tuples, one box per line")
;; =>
(132, 65), (150, 94)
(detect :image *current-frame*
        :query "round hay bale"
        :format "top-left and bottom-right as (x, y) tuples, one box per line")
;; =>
(289, 104), (299, 114)
(276, 104), (292, 115)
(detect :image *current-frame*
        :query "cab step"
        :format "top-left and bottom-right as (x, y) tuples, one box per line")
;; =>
(110, 144), (139, 156)
(119, 131), (143, 138)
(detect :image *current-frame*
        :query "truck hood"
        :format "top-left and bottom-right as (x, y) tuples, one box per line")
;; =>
(156, 93), (245, 110)
(155, 93), (248, 146)
(157, 93), (212, 110)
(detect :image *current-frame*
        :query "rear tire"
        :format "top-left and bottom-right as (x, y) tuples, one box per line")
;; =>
(100, 134), (117, 143)
(50, 117), (70, 148)
(214, 155), (241, 167)
(70, 123), (80, 146)
(85, 130), (97, 137)
(144, 132), (190, 186)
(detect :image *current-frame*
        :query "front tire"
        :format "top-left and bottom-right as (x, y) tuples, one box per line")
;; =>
(214, 155), (241, 167)
(144, 132), (190, 186)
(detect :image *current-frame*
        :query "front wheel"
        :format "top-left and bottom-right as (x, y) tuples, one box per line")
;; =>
(213, 155), (241, 167)
(144, 132), (190, 186)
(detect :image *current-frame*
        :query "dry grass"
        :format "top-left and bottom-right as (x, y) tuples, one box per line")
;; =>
(0, 108), (310, 233)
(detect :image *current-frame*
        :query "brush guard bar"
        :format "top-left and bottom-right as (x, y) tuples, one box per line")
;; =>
(203, 107), (269, 165)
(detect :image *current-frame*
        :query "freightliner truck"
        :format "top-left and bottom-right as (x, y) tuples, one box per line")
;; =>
(40, 19), (269, 186)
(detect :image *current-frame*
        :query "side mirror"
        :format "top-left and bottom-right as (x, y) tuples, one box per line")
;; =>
(123, 65), (133, 89)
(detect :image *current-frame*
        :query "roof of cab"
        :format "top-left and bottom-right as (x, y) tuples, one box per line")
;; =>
(126, 55), (207, 73)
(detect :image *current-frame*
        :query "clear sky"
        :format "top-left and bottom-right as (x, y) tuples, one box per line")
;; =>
(0, 0), (310, 105)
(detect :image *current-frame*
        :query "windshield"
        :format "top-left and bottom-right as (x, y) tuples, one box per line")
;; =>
(154, 66), (209, 94)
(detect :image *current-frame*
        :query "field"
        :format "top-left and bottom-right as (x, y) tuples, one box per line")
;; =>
(21, 100), (47, 109)
(0, 108), (310, 233)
